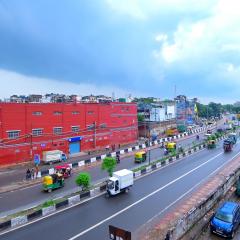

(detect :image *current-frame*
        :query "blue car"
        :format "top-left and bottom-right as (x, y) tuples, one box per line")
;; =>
(210, 201), (240, 239)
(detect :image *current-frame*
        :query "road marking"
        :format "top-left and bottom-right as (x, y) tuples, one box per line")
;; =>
(0, 136), (233, 238)
(68, 151), (240, 240)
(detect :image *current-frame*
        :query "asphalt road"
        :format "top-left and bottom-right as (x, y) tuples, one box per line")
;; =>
(0, 129), (211, 216)
(1, 131), (238, 240)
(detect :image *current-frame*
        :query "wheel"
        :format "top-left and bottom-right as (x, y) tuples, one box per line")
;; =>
(125, 188), (129, 193)
(48, 188), (52, 193)
(105, 192), (110, 198)
(230, 230), (235, 239)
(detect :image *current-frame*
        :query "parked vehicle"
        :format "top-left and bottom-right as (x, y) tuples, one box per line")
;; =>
(210, 201), (240, 239)
(135, 151), (147, 163)
(42, 150), (67, 164)
(42, 173), (64, 192)
(223, 139), (233, 152)
(165, 128), (179, 137)
(106, 169), (133, 197)
(54, 164), (72, 178)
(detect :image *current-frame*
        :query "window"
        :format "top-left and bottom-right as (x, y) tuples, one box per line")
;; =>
(87, 124), (94, 130)
(53, 111), (62, 115)
(99, 123), (107, 129)
(7, 130), (20, 139)
(53, 127), (63, 135)
(72, 111), (80, 115)
(72, 126), (80, 133)
(32, 111), (42, 116)
(32, 128), (43, 136)
(87, 111), (94, 115)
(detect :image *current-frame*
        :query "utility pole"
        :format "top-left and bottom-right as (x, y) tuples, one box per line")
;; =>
(93, 121), (96, 148)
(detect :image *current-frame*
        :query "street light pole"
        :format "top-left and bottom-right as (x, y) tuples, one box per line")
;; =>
(148, 123), (151, 165)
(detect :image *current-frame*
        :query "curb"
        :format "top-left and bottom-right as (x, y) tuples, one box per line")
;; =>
(38, 125), (215, 178)
(0, 125), (221, 233)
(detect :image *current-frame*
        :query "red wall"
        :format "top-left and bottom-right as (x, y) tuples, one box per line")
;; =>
(0, 102), (138, 165)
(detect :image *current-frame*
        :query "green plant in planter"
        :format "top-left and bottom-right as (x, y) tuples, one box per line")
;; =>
(75, 172), (91, 191)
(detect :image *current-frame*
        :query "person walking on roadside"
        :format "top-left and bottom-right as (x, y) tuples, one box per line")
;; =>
(26, 168), (31, 180)
(31, 168), (35, 180)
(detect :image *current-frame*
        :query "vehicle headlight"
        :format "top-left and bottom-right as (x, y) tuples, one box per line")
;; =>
(226, 226), (232, 232)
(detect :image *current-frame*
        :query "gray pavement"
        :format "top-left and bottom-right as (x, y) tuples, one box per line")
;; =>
(0, 132), (238, 240)
(0, 129), (209, 217)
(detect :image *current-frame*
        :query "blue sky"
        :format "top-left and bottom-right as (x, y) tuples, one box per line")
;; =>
(0, 0), (239, 103)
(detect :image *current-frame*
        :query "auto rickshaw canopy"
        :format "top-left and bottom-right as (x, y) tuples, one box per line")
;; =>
(135, 151), (146, 158)
(166, 142), (176, 149)
(43, 175), (53, 185)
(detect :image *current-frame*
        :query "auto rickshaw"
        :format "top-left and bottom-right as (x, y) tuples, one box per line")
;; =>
(54, 164), (72, 178)
(228, 133), (237, 145)
(135, 151), (147, 163)
(207, 139), (216, 149)
(42, 173), (64, 192)
(165, 142), (177, 152)
(223, 139), (233, 152)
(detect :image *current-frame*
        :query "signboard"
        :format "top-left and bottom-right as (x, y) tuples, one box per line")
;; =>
(34, 154), (40, 166)
(68, 136), (83, 142)
(109, 225), (131, 240)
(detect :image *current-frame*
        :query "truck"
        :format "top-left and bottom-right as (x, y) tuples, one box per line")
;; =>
(42, 150), (67, 164)
(106, 169), (134, 197)
(227, 133), (237, 145)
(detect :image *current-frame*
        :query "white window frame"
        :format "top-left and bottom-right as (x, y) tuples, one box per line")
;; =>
(53, 127), (63, 135)
(32, 111), (42, 116)
(6, 130), (21, 139)
(32, 128), (43, 136)
(71, 126), (80, 133)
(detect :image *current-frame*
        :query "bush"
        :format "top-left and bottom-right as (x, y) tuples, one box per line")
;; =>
(101, 157), (117, 177)
(75, 172), (91, 190)
(42, 200), (55, 208)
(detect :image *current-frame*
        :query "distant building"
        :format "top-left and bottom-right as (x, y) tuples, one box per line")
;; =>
(175, 95), (197, 125)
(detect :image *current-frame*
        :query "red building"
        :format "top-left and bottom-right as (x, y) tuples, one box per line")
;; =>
(0, 102), (137, 165)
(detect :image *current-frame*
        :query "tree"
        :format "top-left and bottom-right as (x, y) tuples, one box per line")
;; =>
(137, 114), (144, 122)
(101, 157), (117, 177)
(75, 172), (91, 190)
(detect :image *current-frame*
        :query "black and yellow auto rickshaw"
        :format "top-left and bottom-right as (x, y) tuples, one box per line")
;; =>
(207, 139), (216, 149)
(42, 173), (64, 192)
(135, 151), (147, 163)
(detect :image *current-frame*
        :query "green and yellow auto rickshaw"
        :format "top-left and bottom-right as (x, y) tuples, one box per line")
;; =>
(207, 139), (216, 149)
(135, 151), (147, 163)
(42, 173), (64, 192)
(166, 142), (177, 153)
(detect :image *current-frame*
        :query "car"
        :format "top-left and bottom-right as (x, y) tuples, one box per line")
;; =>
(207, 129), (212, 134)
(210, 201), (240, 239)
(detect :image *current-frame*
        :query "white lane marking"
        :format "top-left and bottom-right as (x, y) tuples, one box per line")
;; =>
(68, 151), (237, 240)
(0, 142), (234, 237)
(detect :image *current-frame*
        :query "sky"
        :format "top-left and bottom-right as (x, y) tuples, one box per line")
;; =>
(0, 0), (239, 104)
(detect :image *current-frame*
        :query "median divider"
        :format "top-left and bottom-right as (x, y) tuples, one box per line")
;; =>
(37, 125), (214, 178)
(0, 125), (221, 233)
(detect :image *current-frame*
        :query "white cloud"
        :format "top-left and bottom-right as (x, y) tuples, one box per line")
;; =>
(0, 69), (128, 99)
(155, 34), (168, 42)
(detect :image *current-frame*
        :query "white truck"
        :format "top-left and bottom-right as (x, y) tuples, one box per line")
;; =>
(42, 150), (67, 164)
(106, 169), (134, 197)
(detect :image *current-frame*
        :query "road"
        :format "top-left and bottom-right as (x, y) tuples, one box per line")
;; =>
(0, 128), (210, 216)
(1, 132), (238, 240)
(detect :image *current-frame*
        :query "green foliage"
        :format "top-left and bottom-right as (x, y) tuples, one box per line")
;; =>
(137, 114), (144, 122)
(101, 157), (117, 177)
(42, 200), (55, 208)
(75, 172), (91, 190)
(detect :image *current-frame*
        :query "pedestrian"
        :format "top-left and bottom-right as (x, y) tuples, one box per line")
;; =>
(26, 168), (31, 180)
(31, 168), (35, 180)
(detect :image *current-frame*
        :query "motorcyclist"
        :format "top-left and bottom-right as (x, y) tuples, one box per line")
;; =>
(164, 147), (168, 155)
(196, 135), (200, 140)
(116, 154), (120, 163)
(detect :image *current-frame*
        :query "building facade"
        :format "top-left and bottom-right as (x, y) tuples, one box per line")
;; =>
(0, 102), (137, 165)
